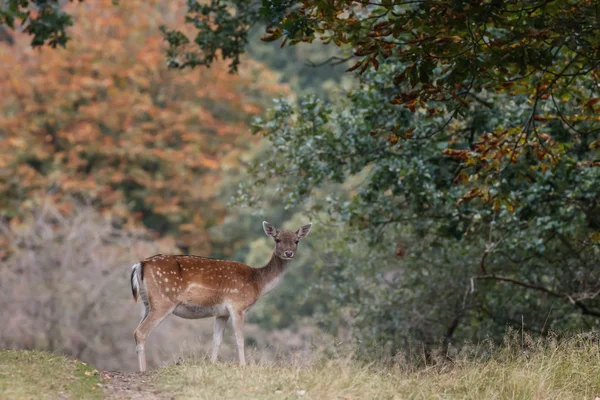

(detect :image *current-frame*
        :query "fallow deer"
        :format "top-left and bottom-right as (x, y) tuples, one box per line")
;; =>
(130, 221), (312, 371)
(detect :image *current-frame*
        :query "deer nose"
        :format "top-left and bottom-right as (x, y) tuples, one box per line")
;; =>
(285, 251), (294, 258)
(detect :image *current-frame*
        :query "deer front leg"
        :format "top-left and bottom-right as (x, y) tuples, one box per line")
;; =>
(230, 310), (246, 365)
(211, 315), (229, 363)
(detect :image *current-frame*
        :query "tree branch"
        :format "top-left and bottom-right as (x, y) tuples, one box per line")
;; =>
(305, 55), (353, 68)
(472, 274), (600, 319)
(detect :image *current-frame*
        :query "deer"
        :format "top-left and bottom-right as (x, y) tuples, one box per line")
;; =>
(129, 221), (312, 372)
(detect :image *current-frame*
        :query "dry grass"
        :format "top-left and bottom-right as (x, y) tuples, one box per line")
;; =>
(154, 332), (600, 400)
(2, 333), (600, 399)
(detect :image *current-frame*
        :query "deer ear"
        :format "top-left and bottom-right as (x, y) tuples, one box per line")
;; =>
(296, 223), (312, 240)
(263, 221), (277, 238)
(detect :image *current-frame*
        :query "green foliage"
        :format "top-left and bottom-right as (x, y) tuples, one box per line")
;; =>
(238, 62), (600, 349)
(0, 0), (79, 48)
(170, 0), (600, 202)
(161, 0), (259, 72)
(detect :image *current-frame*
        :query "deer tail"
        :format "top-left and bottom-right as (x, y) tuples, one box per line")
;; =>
(130, 262), (144, 302)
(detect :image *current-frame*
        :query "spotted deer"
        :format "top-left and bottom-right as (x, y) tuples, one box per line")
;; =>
(130, 221), (312, 371)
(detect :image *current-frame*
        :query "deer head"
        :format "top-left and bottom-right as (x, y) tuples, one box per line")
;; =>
(262, 221), (312, 260)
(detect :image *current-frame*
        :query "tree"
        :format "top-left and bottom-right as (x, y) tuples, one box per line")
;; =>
(171, 0), (600, 346)
(5, 0), (600, 348)
(10, 2), (598, 199)
(237, 63), (600, 349)
(0, 0), (286, 253)
(162, 0), (600, 204)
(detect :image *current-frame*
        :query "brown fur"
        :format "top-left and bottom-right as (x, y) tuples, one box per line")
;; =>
(140, 254), (261, 311)
(130, 222), (312, 371)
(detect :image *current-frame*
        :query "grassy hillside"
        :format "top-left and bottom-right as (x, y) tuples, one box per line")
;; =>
(0, 350), (102, 400)
(155, 333), (600, 400)
(2, 333), (600, 399)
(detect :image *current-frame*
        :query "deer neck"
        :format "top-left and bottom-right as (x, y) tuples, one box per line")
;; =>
(256, 253), (290, 296)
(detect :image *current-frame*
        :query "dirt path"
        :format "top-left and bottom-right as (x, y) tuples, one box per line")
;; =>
(101, 371), (173, 400)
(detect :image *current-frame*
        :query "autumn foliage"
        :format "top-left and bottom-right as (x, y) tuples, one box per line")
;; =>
(0, 0), (285, 252)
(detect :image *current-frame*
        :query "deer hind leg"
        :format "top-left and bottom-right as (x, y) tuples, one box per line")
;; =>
(134, 304), (173, 372)
(211, 315), (229, 363)
(230, 310), (246, 365)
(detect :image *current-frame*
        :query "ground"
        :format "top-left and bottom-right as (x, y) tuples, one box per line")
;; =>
(2, 334), (600, 399)
(102, 371), (166, 400)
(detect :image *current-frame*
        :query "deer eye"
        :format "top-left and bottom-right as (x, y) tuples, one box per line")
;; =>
(295, 240), (299, 244)
(275, 238), (281, 243)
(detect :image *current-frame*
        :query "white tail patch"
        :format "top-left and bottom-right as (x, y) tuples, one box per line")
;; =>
(131, 262), (141, 294)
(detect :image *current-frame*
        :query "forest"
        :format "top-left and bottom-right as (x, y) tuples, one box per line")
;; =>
(0, 0), (599, 398)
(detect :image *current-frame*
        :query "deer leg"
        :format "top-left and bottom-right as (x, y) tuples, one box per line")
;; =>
(134, 306), (172, 372)
(211, 315), (229, 363)
(230, 310), (246, 365)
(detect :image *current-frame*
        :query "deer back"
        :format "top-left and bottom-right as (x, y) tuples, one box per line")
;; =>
(140, 254), (261, 311)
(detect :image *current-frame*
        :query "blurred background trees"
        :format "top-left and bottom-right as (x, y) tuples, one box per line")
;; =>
(1, 0), (599, 370)
(0, 0), (285, 254)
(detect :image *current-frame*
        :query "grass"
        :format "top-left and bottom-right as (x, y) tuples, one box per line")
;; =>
(2, 333), (600, 399)
(0, 350), (102, 400)
(154, 332), (600, 400)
